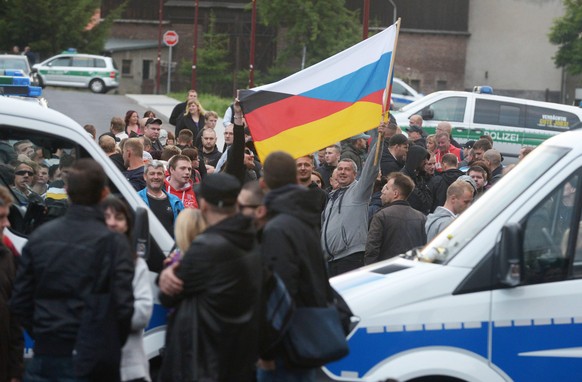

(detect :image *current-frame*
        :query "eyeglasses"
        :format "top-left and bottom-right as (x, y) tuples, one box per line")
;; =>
(15, 170), (34, 176)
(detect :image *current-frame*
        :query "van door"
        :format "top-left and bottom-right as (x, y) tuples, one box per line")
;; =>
(471, 98), (525, 161)
(490, 168), (582, 381)
(43, 56), (72, 85)
(524, 104), (580, 148)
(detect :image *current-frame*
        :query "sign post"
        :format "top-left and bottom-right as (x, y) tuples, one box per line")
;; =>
(163, 30), (179, 94)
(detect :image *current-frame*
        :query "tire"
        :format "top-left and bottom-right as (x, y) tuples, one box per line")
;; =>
(89, 78), (106, 94)
(36, 75), (45, 89)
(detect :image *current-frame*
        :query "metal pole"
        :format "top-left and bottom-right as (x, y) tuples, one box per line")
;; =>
(363, 0), (370, 40)
(388, 0), (397, 24)
(249, 0), (257, 88)
(167, 46), (172, 94)
(191, 0), (199, 90)
(156, 0), (164, 94)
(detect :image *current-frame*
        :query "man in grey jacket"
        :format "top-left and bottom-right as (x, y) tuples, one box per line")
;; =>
(322, 128), (380, 276)
(425, 180), (474, 242)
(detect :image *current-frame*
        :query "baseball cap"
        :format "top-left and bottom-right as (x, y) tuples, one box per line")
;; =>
(406, 125), (424, 134)
(195, 173), (241, 208)
(145, 117), (163, 126)
(458, 175), (478, 194)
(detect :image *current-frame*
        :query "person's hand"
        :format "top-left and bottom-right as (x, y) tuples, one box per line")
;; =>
(159, 262), (183, 296)
(257, 358), (276, 371)
(377, 121), (388, 136)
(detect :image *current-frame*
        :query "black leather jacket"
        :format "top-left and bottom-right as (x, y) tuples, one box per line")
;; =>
(10, 204), (135, 356)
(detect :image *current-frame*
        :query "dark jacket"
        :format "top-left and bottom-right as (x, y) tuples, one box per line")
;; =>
(202, 146), (222, 168)
(341, 144), (366, 175)
(10, 204), (135, 356)
(315, 163), (335, 190)
(368, 190), (383, 225)
(381, 143), (404, 177)
(0, 243), (23, 381)
(175, 114), (205, 139)
(365, 200), (427, 264)
(169, 101), (187, 126)
(428, 168), (464, 212)
(124, 166), (146, 191)
(401, 145), (432, 215)
(490, 165), (503, 185)
(159, 214), (261, 382)
(263, 186), (329, 308)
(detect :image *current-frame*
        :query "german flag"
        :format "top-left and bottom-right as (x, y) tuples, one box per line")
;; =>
(239, 23), (398, 161)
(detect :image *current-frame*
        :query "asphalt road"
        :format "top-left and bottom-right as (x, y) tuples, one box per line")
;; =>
(41, 87), (166, 138)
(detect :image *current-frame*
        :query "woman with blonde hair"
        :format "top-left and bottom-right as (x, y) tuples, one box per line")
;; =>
(426, 134), (437, 154)
(175, 99), (206, 138)
(166, 209), (208, 267)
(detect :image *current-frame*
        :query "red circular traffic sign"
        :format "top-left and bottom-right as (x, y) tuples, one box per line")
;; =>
(163, 31), (179, 47)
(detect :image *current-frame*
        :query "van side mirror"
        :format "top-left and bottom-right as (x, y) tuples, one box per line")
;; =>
(496, 223), (522, 287)
(421, 108), (434, 120)
(133, 207), (150, 260)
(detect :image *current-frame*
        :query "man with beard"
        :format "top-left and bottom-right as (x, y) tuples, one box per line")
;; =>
(138, 161), (184, 236)
(200, 128), (222, 169)
(401, 145), (432, 215)
(365, 172), (426, 264)
(381, 134), (408, 177)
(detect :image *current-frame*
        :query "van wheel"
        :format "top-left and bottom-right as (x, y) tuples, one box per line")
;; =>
(89, 79), (106, 93)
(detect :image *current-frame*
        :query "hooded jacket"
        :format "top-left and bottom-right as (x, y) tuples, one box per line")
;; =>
(341, 143), (366, 174)
(428, 168), (464, 212)
(137, 188), (184, 221)
(159, 214), (261, 382)
(401, 145), (432, 215)
(425, 206), (456, 242)
(322, 138), (380, 261)
(164, 177), (198, 209)
(380, 142), (404, 177)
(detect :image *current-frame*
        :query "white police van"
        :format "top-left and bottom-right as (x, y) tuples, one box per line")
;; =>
(325, 130), (582, 381)
(394, 87), (582, 162)
(0, 95), (170, 364)
(392, 77), (422, 109)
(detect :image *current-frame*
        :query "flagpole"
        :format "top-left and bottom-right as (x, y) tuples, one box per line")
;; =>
(374, 17), (401, 166)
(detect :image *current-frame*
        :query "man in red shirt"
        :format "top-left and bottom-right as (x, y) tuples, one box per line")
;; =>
(165, 154), (199, 208)
(434, 132), (461, 172)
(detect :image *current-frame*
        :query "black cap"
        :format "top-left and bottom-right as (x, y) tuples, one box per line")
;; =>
(195, 173), (241, 207)
(145, 117), (163, 126)
(406, 125), (424, 134)
(464, 140), (476, 149)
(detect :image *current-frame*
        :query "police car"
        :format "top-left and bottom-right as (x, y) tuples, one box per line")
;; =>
(392, 77), (422, 109)
(33, 52), (119, 93)
(326, 129), (582, 381)
(0, 69), (47, 107)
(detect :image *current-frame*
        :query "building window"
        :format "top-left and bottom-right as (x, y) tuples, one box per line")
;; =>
(410, 79), (421, 92)
(122, 59), (132, 77)
(436, 80), (447, 91)
(142, 60), (153, 80)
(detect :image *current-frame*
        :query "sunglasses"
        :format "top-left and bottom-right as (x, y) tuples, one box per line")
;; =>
(15, 170), (34, 176)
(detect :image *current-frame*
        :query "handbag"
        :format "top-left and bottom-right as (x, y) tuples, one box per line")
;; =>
(281, 253), (351, 368)
(73, 241), (123, 381)
(283, 305), (349, 368)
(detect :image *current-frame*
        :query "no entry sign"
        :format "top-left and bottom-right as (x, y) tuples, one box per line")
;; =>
(163, 30), (179, 47)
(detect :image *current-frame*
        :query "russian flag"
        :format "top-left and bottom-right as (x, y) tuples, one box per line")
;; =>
(239, 22), (398, 161)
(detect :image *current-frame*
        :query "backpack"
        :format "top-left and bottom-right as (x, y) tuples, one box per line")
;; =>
(258, 267), (294, 357)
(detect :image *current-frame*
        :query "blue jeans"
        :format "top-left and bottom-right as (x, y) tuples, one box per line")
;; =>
(25, 355), (89, 382)
(257, 357), (316, 382)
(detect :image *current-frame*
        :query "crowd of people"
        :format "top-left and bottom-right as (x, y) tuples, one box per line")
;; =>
(0, 88), (536, 382)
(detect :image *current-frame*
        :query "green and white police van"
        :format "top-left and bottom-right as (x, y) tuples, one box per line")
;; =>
(33, 53), (119, 94)
(394, 87), (582, 162)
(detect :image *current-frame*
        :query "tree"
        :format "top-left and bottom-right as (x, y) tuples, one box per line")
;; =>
(258, 0), (361, 69)
(0, 1), (125, 60)
(179, 12), (231, 96)
(549, 0), (582, 74)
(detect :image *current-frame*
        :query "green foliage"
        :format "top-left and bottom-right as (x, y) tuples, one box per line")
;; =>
(258, 0), (361, 68)
(549, 0), (582, 74)
(0, 1), (126, 59)
(179, 12), (232, 96)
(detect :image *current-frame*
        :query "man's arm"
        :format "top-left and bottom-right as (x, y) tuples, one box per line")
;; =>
(365, 213), (383, 265)
(9, 244), (36, 335)
(261, 225), (300, 298)
(110, 234), (135, 341)
(354, 130), (380, 202)
(169, 102), (184, 126)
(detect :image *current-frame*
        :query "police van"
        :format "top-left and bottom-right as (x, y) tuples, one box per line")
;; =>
(393, 87), (582, 162)
(325, 129), (582, 381)
(0, 95), (170, 364)
(392, 77), (423, 109)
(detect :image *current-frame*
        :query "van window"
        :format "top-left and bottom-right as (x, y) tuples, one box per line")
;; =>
(392, 81), (409, 96)
(72, 57), (94, 68)
(525, 106), (580, 132)
(474, 99), (525, 127)
(521, 173), (580, 285)
(50, 57), (71, 67)
(422, 96), (466, 122)
(0, 126), (122, 236)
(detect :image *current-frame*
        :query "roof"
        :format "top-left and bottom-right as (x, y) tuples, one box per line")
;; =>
(104, 38), (160, 53)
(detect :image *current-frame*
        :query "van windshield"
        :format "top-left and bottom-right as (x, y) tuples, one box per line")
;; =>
(420, 145), (570, 263)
